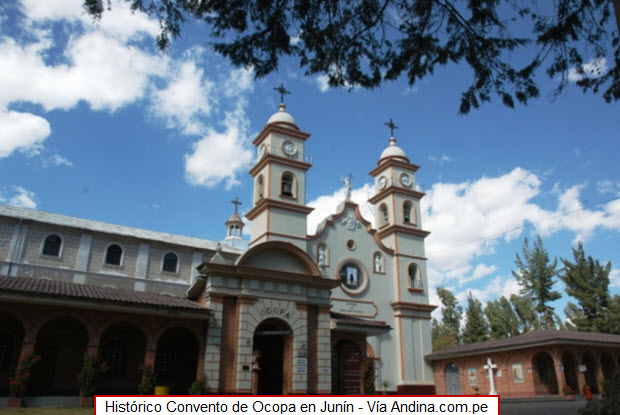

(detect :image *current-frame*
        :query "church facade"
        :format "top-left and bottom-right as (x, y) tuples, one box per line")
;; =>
(0, 101), (435, 400)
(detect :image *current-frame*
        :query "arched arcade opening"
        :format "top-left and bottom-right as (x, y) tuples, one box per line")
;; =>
(532, 352), (558, 395)
(155, 327), (198, 395)
(0, 313), (24, 396)
(98, 322), (146, 395)
(30, 317), (88, 395)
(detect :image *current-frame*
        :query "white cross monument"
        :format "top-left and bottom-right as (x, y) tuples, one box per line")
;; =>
(483, 357), (498, 395)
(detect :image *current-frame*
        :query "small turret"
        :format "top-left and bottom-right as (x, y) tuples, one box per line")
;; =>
(223, 197), (248, 250)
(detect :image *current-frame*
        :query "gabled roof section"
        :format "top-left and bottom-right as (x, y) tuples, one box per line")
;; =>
(308, 201), (394, 255)
(425, 330), (620, 360)
(0, 204), (245, 255)
(0, 275), (207, 313)
(236, 241), (321, 277)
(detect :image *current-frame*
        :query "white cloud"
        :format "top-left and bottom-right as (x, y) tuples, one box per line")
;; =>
(422, 167), (548, 281)
(597, 180), (620, 195)
(428, 154), (452, 165)
(316, 75), (330, 93)
(151, 61), (213, 135)
(223, 67), (254, 97)
(0, 110), (50, 158)
(307, 183), (375, 234)
(0, 186), (38, 209)
(568, 57), (608, 82)
(21, 0), (159, 41)
(471, 263), (498, 280)
(46, 154), (73, 167)
(184, 106), (253, 189)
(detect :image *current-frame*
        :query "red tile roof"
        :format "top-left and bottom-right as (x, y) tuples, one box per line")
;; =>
(0, 275), (207, 313)
(426, 330), (620, 360)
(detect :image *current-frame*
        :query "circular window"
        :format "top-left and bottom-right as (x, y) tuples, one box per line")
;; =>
(346, 239), (356, 250)
(337, 260), (368, 295)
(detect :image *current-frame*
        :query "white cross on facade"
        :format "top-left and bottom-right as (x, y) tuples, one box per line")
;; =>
(483, 357), (498, 395)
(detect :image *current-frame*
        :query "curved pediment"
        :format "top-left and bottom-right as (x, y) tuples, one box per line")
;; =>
(236, 241), (321, 277)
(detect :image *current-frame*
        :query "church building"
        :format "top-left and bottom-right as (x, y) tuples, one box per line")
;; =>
(0, 98), (435, 401)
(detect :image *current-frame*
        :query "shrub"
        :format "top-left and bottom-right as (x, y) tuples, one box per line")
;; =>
(189, 379), (206, 395)
(8, 352), (42, 398)
(361, 357), (376, 394)
(138, 365), (156, 395)
(77, 354), (108, 397)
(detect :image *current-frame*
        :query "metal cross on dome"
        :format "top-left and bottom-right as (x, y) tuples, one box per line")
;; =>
(384, 118), (398, 137)
(231, 197), (242, 214)
(274, 83), (291, 104)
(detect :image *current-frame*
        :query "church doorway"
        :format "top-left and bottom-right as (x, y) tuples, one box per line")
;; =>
(252, 319), (292, 395)
(331, 340), (362, 394)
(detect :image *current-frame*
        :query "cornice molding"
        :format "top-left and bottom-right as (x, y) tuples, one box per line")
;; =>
(245, 198), (314, 220)
(252, 123), (311, 145)
(249, 153), (312, 176)
(369, 158), (420, 176)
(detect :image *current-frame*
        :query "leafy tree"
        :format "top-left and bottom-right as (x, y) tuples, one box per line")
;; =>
(512, 236), (561, 329)
(431, 286), (462, 351)
(560, 242), (617, 333)
(510, 293), (538, 332)
(83, 1), (619, 114)
(610, 295), (620, 335)
(485, 296), (520, 339)
(462, 292), (488, 344)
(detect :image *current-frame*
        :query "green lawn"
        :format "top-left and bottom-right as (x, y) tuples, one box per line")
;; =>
(0, 408), (92, 415)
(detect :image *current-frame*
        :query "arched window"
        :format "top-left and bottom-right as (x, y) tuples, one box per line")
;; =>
(162, 252), (179, 273)
(379, 204), (389, 228)
(408, 264), (423, 290)
(256, 175), (264, 202)
(403, 201), (415, 224)
(105, 244), (123, 266)
(101, 339), (127, 375)
(42, 234), (62, 257)
(281, 172), (295, 198)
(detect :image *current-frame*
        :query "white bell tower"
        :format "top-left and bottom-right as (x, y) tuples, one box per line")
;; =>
(245, 85), (313, 249)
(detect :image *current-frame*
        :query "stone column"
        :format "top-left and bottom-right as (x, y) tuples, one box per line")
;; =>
(553, 358), (564, 396)
(234, 296), (257, 394)
(291, 304), (308, 394)
(203, 295), (224, 393)
(316, 306), (332, 393)
(18, 337), (36, 360)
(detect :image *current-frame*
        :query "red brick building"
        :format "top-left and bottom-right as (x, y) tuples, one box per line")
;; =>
(0, 275), (209, 398)
(427, 330), (620, 398)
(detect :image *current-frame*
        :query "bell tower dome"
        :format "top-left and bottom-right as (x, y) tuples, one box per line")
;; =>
(245, 85), (313, 249)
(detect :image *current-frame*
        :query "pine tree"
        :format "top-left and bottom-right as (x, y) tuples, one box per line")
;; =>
(462, 292), (489, 344)
(512, 236), (561, 329)
(485, 296), (520, 339)
(560, 243), (614, 333)
(431, 287), (462, 351)
(510, 294), (538, 332)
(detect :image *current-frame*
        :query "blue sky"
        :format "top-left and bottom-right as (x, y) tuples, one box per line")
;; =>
(1, 0), (619, 317)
